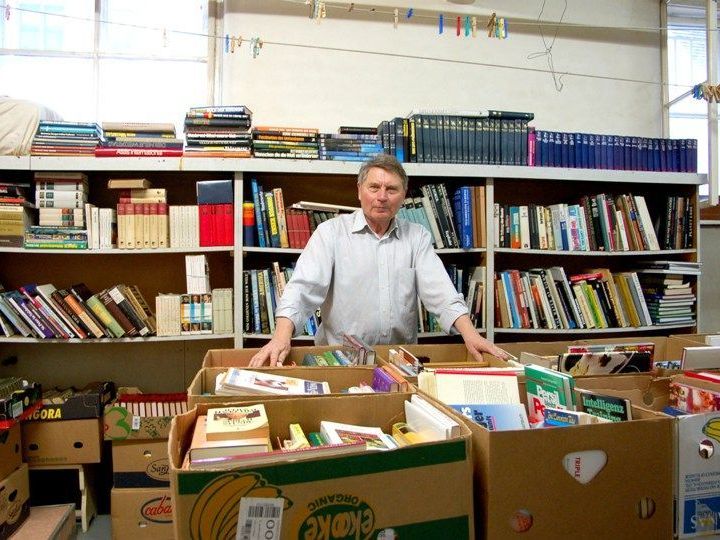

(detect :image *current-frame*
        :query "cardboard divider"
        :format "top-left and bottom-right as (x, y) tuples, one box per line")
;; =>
(169, 393), (475, 540)
(187, 366), (382, 408)
(202, 345), (358, 368)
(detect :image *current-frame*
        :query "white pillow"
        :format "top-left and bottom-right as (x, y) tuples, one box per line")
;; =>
(0, 97), (62, 155)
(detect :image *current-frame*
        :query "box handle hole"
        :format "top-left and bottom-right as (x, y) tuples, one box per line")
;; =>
(73, 442), (84, 449)
(636, 497), (656, 519)
(699, 439), (715, 459)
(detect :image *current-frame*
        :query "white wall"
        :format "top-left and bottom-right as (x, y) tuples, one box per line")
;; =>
(223, 0), (664, 135)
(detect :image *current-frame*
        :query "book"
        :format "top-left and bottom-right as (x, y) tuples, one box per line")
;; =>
(558, 351), (652, 376)
(189, 415), (271, 462)
(205, 404), (269, 441)
(319, 421), (398, 450)
(450, 403), (529, 431)
(218, 368), (330, 396)
(107, 178), (151, 190)
(418, 368), (521, 405)
(404, 394), (462, 439)
(523, 364), (575, 425)
(188, 441), (367, 470)
(542, 407), (611, 427)
(669, 381), (720, 413)
(577, 389), (632, 422)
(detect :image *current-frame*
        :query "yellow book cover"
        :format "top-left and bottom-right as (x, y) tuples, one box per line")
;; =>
(205, 404), (269, 442)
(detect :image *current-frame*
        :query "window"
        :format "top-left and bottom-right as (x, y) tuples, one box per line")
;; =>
(0, 0), (212, 132)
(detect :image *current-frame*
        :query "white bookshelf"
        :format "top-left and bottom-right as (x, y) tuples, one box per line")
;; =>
(0, 333), (234, 344)
(493, 248), (696, 256)
(493, 324), (695, 334)
(0, 246), (232, 255)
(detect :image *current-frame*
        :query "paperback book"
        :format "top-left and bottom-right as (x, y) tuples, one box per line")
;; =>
(577, 389), (633, 422)
(558, 351), (652, 376)
(205, 404), (269, 441)
(450, 403), (529, 431)
(217, 368), (331, 396)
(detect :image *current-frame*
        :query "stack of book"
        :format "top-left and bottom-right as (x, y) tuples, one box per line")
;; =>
(659, 196), (695, 249)
(0, 181), (32, 248)
(183, 105), (252, 158)
(0, 282), (155, 339)
(318, 127), (382, 161)
(30, 121), (101, 156)
(96, 122), (182, 157)
(640, 272), (697, 326)
(27, 172), (89, 249)
(155, 287), (232, 337)
(197, 180), (233, 247)
(251, 126), (319, 159)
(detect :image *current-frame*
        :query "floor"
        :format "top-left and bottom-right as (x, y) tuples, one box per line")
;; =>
(77, 514), (111, 539)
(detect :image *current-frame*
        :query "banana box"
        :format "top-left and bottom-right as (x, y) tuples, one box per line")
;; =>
(0, 464), (30, 540)
(169, 392), (475, 539)
(576, 373), (720, 538)
(188, 366), (384, 408)
(111, 487), (173, 540)
(0, 423), (21, 481)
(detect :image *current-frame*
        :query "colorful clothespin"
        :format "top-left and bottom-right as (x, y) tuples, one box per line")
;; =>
(348, 2), (354, 12)
(394, 8), (398, 29)
(456, 16), (461, 36)
(439, 14), (444, 34)
(471, 16), (477, 37)
(464, 16), (470, 37)
(230, 35), (236, 53)
(224, 34), (229, 53)
(320, 2), (326, 19)
(251, 37), (263, 58)
(487, 12), (496, 37)
(406, 8), (413, 19)
(4, 3), (10, 21)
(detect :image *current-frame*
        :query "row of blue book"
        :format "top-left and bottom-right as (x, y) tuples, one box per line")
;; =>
(530, 131), (698, 173)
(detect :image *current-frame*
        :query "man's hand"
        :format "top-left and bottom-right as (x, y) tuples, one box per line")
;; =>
(249, 317), (295, 367)
(249, 337), (291, 367)
(454, 314), (512, 362)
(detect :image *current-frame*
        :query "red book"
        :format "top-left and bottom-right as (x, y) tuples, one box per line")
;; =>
(199, 205), (213, 246)
(223, 204), (233, 246)
(287, 209), (299, 248)
(95, 148), (183, 157)
(300, 211), (312, 247)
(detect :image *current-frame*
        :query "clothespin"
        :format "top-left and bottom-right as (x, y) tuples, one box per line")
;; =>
(394, 8), (398, 29)
(230, 35), (236, 53)
(487, 12), (496, 37)
(471, 16), (477, 37)
(464, 16), (470, 37)
(251, 38), (263, 58)
(500, 17), (508, 39)
(162, 28), (168, 47)
(4, 3), (10, 21)
(224, 34), (229, 53)
(308, 0), (316, 19)
(406, 8), (413, 19)
(456, 16), (461, 37)
(348, 2), (354, 12)
(439, 14), (444, 34)
(320, 2), (326, 19)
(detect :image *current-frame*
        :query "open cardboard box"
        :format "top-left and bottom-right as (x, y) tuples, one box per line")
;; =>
(169, 393), (474, 539)
(0, 463), (30, 539)
(188, 366), (385, 408)
(201, 345), (371, 368)
(432, 377), (674, 539)
(575, 373), (720, 538)
(111, 487), (173, 540)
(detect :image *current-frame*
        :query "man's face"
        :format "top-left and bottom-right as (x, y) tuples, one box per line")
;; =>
(357, 167), (406, 231)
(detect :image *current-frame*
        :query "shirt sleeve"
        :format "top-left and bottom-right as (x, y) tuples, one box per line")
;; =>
(274, 221), (335, 337)
(413, 227), (469, 334)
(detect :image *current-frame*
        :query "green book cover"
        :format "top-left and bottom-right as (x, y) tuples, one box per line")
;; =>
(524, 364), (575, 425)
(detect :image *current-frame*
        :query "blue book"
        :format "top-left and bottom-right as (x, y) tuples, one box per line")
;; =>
(539, 131), (548, 167)
(457, 186), (473, 248)
(573, 133), (582, 168)
(553, 132), (562, 167)
(605, 135), (614, 170)
(624, 136), (632, 170)
(250, 178), (268, 247)
(450, 403), (529, 431)
(588, 135), (596, 169)
(501, 271), (521, 328)
(249, 270), (261, 334)
(614, 136), (624, 170)
(581, 133), (590, 168)
(594, 135), (604, 169)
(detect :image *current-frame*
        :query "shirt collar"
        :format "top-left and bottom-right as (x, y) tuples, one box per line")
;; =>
(352, 210), (400, 239)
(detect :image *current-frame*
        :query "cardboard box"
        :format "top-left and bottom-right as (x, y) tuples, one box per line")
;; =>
(188, 366), (380, 408)
(22, 419), (102, 465)
(26, 381), (116, 422)
(439, 377), (674, 539)
(0, 464), (30, 540)
(9, 504), (75, 540)
(113, 440), (170, 488)
(0, 423), (21, 481)
(201, 345), (360, 368)
(103, 389), (176, 442)
(576, 373), (720, 538)
(170, 393), (475, 539)
(111, 487), (173, 540)
(0, 383), (41, 426)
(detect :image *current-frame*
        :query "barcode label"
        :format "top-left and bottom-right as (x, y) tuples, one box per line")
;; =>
(236, 497), (283, 540)
(131, 415), (140, 430)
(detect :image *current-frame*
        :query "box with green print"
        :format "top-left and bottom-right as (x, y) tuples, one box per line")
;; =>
(169, 392), (475, 539)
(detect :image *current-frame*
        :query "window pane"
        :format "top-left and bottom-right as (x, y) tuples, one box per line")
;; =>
(97, 59), (206, 133)
(669, 109), (707, 176)
(0, 1), (94, 52)
(101, 0), (208, 57)
(667, 27), (707, 102)
(0, 55), (95, 120)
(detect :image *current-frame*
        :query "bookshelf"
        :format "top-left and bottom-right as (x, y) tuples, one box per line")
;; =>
(0, 157), (705, 389)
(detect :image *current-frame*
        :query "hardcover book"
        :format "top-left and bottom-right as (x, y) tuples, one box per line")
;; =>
(558, 351), (652, 376)
(205, 404), (269, 441)
(189, 415), (271, 462)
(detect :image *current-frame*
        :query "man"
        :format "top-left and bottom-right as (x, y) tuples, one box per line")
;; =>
(250, 154), (510, 366)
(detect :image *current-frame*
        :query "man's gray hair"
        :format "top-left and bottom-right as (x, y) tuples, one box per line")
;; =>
(357, 154), (409, 191)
